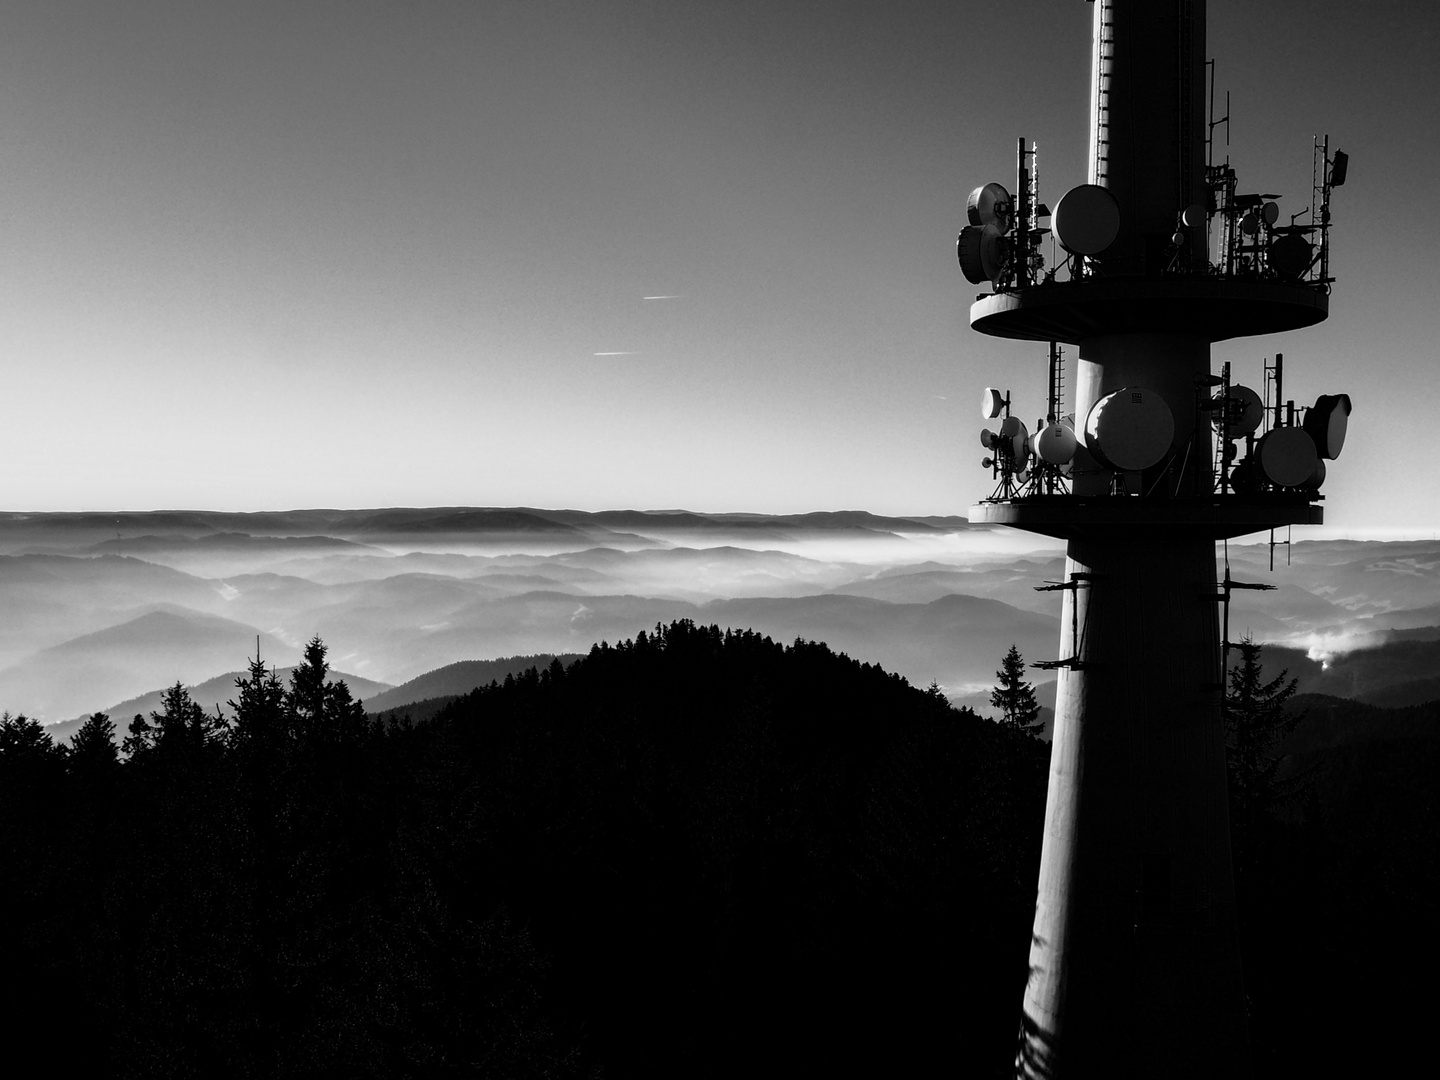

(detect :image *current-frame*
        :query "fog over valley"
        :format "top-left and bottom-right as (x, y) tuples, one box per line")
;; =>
(5, 508), (1440, 731)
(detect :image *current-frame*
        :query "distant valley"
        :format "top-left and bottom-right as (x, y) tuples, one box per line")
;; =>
(4, 507), (1440, 734)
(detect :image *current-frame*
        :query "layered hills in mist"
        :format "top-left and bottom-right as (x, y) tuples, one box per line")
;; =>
(4, 507), (1440, 728)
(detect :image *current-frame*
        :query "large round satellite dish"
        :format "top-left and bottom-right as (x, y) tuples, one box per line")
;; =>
(1269, 232), (1313, 279)
(967, 182), (1013, 234)
(979, 224), (1009, 281)
(1302, 393), (1352, 459)
(1084, 387), (1175, 472)
(957, 226), (987, 284)
(1255, 428), (1320, 487)
(1035, 420), (1078, 464)
(1212, 384), (1265, 437)
(1300, 458), (1327, 490)
(981, 387), (1005, 420)
(1262, 201), (1280, 226)
(1240, 212), (1259, 236)
(1181, 203), (1206, 228)
(1052, 184), (1121, 256)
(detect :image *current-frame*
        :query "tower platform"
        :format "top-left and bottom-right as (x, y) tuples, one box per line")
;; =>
(968, 494), (1321, 541)
(970, 277), (1328, 344)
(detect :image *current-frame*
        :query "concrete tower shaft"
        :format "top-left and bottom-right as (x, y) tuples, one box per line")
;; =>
(1089, 0), (1209, 275)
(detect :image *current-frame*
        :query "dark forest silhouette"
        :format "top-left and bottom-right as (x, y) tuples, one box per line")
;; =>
(0, 624), (1432, 1076)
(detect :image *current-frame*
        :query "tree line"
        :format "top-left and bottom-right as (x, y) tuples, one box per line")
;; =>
(0, 625), (1428, 1076)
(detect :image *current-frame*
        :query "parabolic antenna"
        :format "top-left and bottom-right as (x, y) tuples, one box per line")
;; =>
(980, 428), (997, 450)
(1052, 184), (1121, 256)
(958, 226), (987, 284)
(1035, 420), (1078, 464)
(981, 387), (1006, 420)
(979, 224), (1009, 280)
(1302, 393), (1352, 459)
(1300, 459), (1327, 490)
(1240, 212), (1259, 236)
(999, 415), (1030, 466)
(1268, 232), (1313, 278)
(1255, 427), (1319, 487)
(1084, 387), (1175, 471)
(1212, 384), (1265, 436)
(1262, 201), (1280, 226)
(1181, 203), (1206, 228)
(967, 182), (1013, 233)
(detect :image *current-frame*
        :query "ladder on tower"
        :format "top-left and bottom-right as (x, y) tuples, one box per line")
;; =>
(1092, 0), (1115, 185)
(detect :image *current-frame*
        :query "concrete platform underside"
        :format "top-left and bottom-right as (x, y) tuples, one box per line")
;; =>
(969, 278), (1328, 344)
(969, 495), (1322, 541)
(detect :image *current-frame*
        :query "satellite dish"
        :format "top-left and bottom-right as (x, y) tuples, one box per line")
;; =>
(1302, 393), (1352, 459)
(967, 182), (1013, 234)
(981, 387), (1005, 420)
(1262, 201), (1280, 226)
(1000, 416), (1030, 466)
(1181, 203), (1206, 228)
(1300, 458), (1327, 490)
(1035, 420), (1078, 464)
(1212, 384), (1265, 436)
(980, 224), (1010, 281)
(1255, 428), (1320, 487)
(1084, 387), (1175, 472)
(1269, 232), (1313, 278)
(1240, 212), (1260, 236)
(1015, 469), (1031, 486)
(1052, 184), (1121, 256)
(958, 226), (987, 284)
(980, 428), (997, 450)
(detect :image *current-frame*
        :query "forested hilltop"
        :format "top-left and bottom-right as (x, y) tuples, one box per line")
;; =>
(1, 622), (1433, 1076)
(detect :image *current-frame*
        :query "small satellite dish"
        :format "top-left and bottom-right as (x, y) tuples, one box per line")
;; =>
(958, 226), (987, 284)
(1268, 232), (1313, 278)
(1035, 420), (1078, 464)
(979, 224), (1010, 281)
(1211, 385), (1265, 436)
(981, 456), (995, 469)
(981, 387), (1006, 420)
(1181, 203), (1206, 228)
(1300, 458), (1327, 490)
(1052, 184), (1121, 256)
(1262, 201), (1280, 226)
(967, 182), (1013, 234)
(1000, 416), (1030, 466)
(1084, 387), (1175, 472)
(980, 429), (997, 450)
(1015, 469), (1031, 486)
(1255, 428), (1319, 487)
(1302, 393), (1352, 459)
(1240, 212), (1260, 236)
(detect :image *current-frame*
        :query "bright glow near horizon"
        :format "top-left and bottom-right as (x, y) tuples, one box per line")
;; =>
(1, 1), (1436, 529)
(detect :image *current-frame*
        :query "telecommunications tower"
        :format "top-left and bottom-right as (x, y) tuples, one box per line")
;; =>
(957, 2), (1350, 1077)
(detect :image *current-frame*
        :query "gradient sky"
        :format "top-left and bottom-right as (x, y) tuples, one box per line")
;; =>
(1, 1), (1436, 531)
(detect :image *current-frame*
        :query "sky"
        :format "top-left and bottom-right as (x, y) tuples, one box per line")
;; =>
(1, 0), (1437, 532)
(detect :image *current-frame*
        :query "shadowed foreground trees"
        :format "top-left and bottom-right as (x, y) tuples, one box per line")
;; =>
(0, 623), (1049, 1077)
(3, 626), (1421, 1076)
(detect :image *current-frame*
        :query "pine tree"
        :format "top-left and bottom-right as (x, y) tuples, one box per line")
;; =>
(992, 644), (1042, 736)
(1224, 636), (1305, 860)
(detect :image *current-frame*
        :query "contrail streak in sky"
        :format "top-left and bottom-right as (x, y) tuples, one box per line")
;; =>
(594, 351), (639, 356)
(643, 295), (681, 300)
